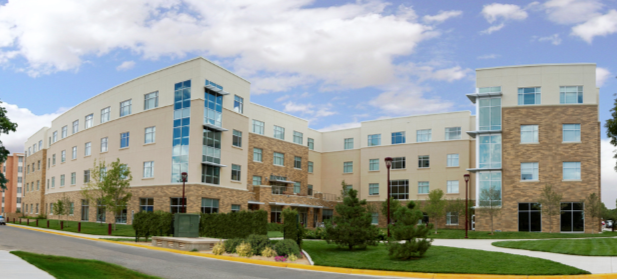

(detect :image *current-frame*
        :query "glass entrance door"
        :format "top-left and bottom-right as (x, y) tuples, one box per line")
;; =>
(518, 203), (541, 232)
(561, 202), (584, 232)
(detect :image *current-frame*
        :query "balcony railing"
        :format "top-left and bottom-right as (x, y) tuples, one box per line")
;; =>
(272, 185), (287, 195)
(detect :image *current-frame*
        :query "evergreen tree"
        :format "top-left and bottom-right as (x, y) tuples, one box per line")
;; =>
(387, 201), (433, 259)
(381, 197), (402, 224)
(0, 100), (18, 190)
(325, 187), (379, 250)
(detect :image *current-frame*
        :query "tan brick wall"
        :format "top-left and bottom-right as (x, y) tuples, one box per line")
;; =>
(23, 149), (47, 216)
(475, 105), (601, 233)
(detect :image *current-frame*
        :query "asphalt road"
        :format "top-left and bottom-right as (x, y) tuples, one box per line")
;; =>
(0, 225), (392, 279)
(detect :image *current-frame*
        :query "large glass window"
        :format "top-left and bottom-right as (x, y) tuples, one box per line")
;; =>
(204, 89), (223, 127)
(145, 127), (156, 144)
(561, 202), (584, 232)
(418, 155), (430, 168)
(293, 131), (303, 145)
(231, 164), (241, 181)
(273, 152), (285, 166)
(344, 138), (354, 149)
(521, 125), (538, 143)
(84, 170), (90, 183)
(369, 183), (379, 195)
(253, 148), (262, 162)
(71, 173), (76, 185)
(271, 206), (283, 223)
(560, 86), (583, 104)
(203, 128), (221, 164)
(144, 92), (159, 110)
(519, 203), (542, 232)
(273, 126), (285, 140)
(140, 198), (153, 212)
(416, 129), (431, 142)
(322, 209), (333, 222)
(479, 134), (501, 169)
(115, 207), (127, 224)
(369, 159), (379, 171)
(445, 127), (461, 140)
(234, 95), (244, 114)
(418, 181), (429, 194)
(85, 114), (93, 129)
(308, 138), (314, 150)
(120, 99), (132, 117)
(201, 198), (219, 214)
(391, 132), (406, 144)
(479, 97), (501, 131)
(85, 142), (91, 156)
(308, 185), (313, 196)
(232, 130), (242, 147)
(390, 180), (409, 200)
(392, 157), (406, 169)
(446, 212), (459, 225)
(518, 87), (541, 105)
(201, 165), (220, 185)
(72, 120), (79, 134)
(521, 162), (539, 181)
(81, 200), (89, 221)
(101, 107), (110, 124)
(372, 212), (379, 225)
(170, 197), (186, 214)
(563, 124), (581, 142)
(252, 120), (264, 135)
(72, 146), (77, 159)
(563, 162), (581, 180)
(293, 182), (301, 194)
(447, 180), (459, 193)
(478, 171), (502, 206)
(343, 161), (353, 173)
(294, 156), (302, 169)
(447, 154), (459, 167)
(308, 162), (313, 173)
(101, 137), (108, 152)
(173, 80), (191, 183)
(143, 161), (154, 178)
(61, 126), (67, 139)
(120, 132), (129, 148)
(368, 134), (381, 146)
(96, 200), (106, 222)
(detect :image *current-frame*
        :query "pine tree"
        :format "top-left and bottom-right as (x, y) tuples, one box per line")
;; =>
(387, 201), (433, 259)
(325, 187), (379, 250)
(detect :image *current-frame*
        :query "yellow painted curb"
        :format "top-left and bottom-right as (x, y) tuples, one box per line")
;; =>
(6, 223), (614, 279)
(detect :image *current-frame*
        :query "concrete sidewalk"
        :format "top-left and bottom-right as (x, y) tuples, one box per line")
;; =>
(7, 223), (129, 239)
(0, 250), (55, 279)
(433, 238), (617, 274)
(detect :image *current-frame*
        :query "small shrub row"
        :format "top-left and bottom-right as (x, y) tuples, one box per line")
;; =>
(222, 235), (301, 258)
(200, 210), (268, 239)
(132, 211), (173, 241)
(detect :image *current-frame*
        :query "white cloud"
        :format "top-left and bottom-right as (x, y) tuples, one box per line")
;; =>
(477, 54), (499, 59)
(369, 83), (454, 116)
(596, 67), (611, 87)
(116, 60), (135, 71)
(397, 63), (471, 83)
(481, 3), (527, 34)
(274, 95), (290, 103)
(0, 102), (65, 155)
(543, 0), (604, 25)
(423, 10), (463, 24)
(481, 23), (505, 35)
(318, 121), (361, 132)
(536, 33), (562, 45)
(571, 10), (617, 43)
(601, 139), (617, 208)
(283, 101), (336, 119)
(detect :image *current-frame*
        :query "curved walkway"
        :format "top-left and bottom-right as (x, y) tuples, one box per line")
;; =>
(433, 239), (617, 274)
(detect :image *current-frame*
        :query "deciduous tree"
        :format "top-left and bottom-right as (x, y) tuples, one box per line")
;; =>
(0, 100), (18, 190)
(424, 189), (447, 234)
(585, 193), (603, 233)
(478, 186), (501, 235)
(537, 184), (563, 233)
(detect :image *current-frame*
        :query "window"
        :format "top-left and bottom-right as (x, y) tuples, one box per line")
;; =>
(60, 175), (65, 187)
(145, 127), (156, 144)
(561, 202), (584, 232)
(343, 161), (353, 173)
(232, 130), (242, 147)
(204, 88), (222, 127)
(252, 120), (264, 135)
(100, 137), (108, 152)
(115, 207), (127, 224)
(84, 170), (90, 183)
(85, 142), (91, 156)
(51, 177), (55, 188)
(203, 128), (222, 164)
(560, 86), (583, 104)
(250, 148), (262, 162)
(201, 165), (220, 185)
(447, 180), (459, 193)
(390, 180), (409, 200)
(293, 131), (303, 145)
(144, 92), (159, 110)
(479, 171), (502, 205)
(344, 138), (354, 149)
(143, 161), (154, 178)
(293, 182), (301, 194)
(391, 132), (406, 144)
(52, 131), (57, 143)
(273, 152), (284, 166)
(521, 162), (539, 181)
(479, 98), (501, 131)
(308, 161), (313, 173)
(308, 185), (313, 196)
(48, 158), (50, 168)
(72, 120), (79, 134)
(368, 134), (381, 146)
(37, 180), (40, 190)
(446, 212), (459, 225)
(445, 127), (461, 140)
(170, 198), (186, 214)
(369, 159), (379, 171)
(71, 172), (76, 185)
(308, 138), (314, 150)
(61, 150), (66, 163)
(38, 160), (40, 170)
(518, 87), (541, 105)
(372, 213), (379, 225)
(234, 95), (244, 113)
(120, 132), (130, 148)
(520, 125), (539, 143)
(416, 129), (432, 142)
(231, 164), (241, 181)
(138, 198), (153, 212)
(52, 154), (56, 165)
(418, 181), (429, 194)
(563, 162), (581, 180)
(563, 124), (581, 142)
(101, 107), (110, 123)
(201, 198), (219, 214)
(120, 99), (132, 117)
(369, 183), (379, 195)
(519, 203), (542, 232)
(294, 156), (302, 169)
(252, 176), (261, 186)
(322, 209), (333, 222)
(418, 155), (430, 168)
(61, 126), (67, 139)
(72, 146), (77, 159)
(38, 140), (42, 150)
(47, 179), (49, 189)
(271, 206), (283, 223)
(85, 114), (93, 129)
(231, 205), (241, 212)
(479, 134), (501, 169)
(447, 154), (459, 167)
(273, 126), (285, 140)
(392, 157), (406, 169)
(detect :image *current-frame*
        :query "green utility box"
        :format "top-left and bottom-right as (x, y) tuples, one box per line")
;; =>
(174, 213), (200, 238)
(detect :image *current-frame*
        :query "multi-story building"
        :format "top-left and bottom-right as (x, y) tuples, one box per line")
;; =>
(1, 153), (25, 214)
(23, 128), (48, 217)
(23, 58), (601, 233)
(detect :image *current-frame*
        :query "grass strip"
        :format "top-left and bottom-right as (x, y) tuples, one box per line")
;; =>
(424, 229), (617, 239)
(11, 251), (161, 279)
(11, 218), (135, 237)
(302, 241), (589, 275)
(493, 238), (617, 256)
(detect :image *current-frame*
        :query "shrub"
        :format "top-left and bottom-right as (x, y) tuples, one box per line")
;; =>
(325, 187), (379, 250)
(283, 209), (305, 248)
(224, 238), (244, 254)
(246, 234), (271, 256)
(201, 210), (268, 239)
(274, 239), (300, 257)
(212, 241), (225, 255)
(305, 227), (326, 239)
(236, 242), (253, 257)
(275, 256), (287, 262)
(387, 201), (433, 259)
(261, 247), (277, 258)
(288, 254), (298, 262)
(267, 223), (283, 232)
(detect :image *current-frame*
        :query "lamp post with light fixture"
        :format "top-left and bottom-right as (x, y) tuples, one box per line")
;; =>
(384, 157), (393, 237)
(464, 173), (470, 239)
(181, 172), (188, 213)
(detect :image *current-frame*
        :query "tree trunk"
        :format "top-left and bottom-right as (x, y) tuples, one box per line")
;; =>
(490, 212), (494, 235)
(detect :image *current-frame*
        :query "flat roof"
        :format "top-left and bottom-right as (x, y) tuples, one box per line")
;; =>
(477, 63), (596, 71)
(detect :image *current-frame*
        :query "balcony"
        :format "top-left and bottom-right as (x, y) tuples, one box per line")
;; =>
(204, 80), (229, 95)
(466, 91), (502, 104)
(272, 185), (288, 195)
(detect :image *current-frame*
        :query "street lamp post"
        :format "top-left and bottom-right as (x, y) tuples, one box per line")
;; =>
(464, 173), (470, 239)
(384, 157), (393, 238)
(181, 172), (188, 213)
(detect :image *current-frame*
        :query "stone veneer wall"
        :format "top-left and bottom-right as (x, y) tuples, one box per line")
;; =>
(23, 149), (47, 216)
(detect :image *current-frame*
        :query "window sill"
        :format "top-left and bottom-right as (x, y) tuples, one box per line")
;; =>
(446, 224), (459, 226)
(562, 141), (581, 144)
(446, 193), (459, 195)
(294, 168), (302, 171)
(119, 147), (129, 150)
(253, 161), (262, 163)
(417, 193), (429, 195)
(446, 166), (460, 168)
(520, 180), (539, 183)
(368, 170), (380, 172)
(273, 164), (285, 167)
(418, 168), (430, 170)
(368, 194), (380, 197)
(562, 179), (582, 182)
(84, 155), (91, 158)
(144, 142), (156, 146)
(520, 142), (539, 145)
(391, 168), (406, 171)
(230, 180), (242, 184)
(232, 145), (242, 150)
(142, 177), (154, 180)
(343, 172), (353, 175)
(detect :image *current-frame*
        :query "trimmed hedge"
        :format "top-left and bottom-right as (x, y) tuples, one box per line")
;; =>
(132, 211), (173, 241)
(200, 210), (267, 239)
(267, 223), (283, 232)
(283, 208), (305, 248)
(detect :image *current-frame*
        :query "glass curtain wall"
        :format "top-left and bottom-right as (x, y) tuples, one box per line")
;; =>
(204, 89), (223, 127)
(172, 80), (191, 183)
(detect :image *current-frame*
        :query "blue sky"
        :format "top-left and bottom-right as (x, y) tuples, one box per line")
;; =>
(1, 0), (616, 204)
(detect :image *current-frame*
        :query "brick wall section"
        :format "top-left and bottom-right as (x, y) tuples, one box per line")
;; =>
(475, 105), (600, 233)
(23, 149), (47, 216)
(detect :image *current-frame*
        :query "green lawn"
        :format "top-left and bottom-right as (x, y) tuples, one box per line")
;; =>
(11, 218), (135, 237)
(493, 238), (617, 256)
(421, 229), (617, 239)
(302, 241), (588, 275)
(268, 231), (283, 238)
(11, 251), (161, 279)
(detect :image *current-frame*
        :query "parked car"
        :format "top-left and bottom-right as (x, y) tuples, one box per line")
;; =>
(0, 215), (5, 225)
(607, 220), (613, 229)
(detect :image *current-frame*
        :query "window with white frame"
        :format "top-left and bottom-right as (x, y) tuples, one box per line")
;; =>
(308, 161), (313, 173)
(293, 182), (301, 194)
(418, 181), (429, 194)
(71, 172), (76, 185)
(447, 154), (459, 167)
(252, 176), (261, 186)
(144, 92), (159, 110)
(85, 114), (93, 129)
(72, 146), (77, 159)
(479, 134), (501, 169)
(416, 129), (432, 142)
(418, 155), (430, 168)
(563, 124), (581, 142)
(72, 120), (79, 134)
(145, 127), (156, 144)
(60, 175), (65, 187)
(563, 162), (581, 180)
(231, 164), (241, 181)
(343, 161), (353, 173)
(521, 125), (539, 143)
(479, 171), (502, 205)
(101, 107), (110, 123)
(344, 138), (354, 149)
(61, 150), (66, 163)
(479, 97), (501, 131)
(367, 134), (381, 146)
(120, 100), (132, 117)
(369, 183), (379, 195)
(53, 131), (57, 143)
(445, 127), (461, 140)
(560, 86), (583, 104)
(120, 132), (130, 148)
(293, 131), (303, 145)
(391, 132), (406, 144)
(273, 126), (285, 140)
(294, 156), (302, 169)
(84, 170), (90, 183)
(447, 180), (459, 193)
(369, 159), (379, 171)
(273, 152), (284, 166)
(392, 157), (406, 169)
(252, 120), (264, 135)
(390, 180), (409, 200)
(446, 212), (459, 225)
(232, 130), (242, 147)
(234, 95), (244, 114)
(308, 138), (314, 150)
(201, 198), (219, 214)
(51, 177), (55, 188)
(143, 161), (154, 178)
(52, 154), (56, 165)
(308, 185), (313, 196)
(85, 142), (91, 156)
(231, 205), (241, 212)
(521, 162), (539, 181)
(253, 148), (262, 162)
(61, 126), (67, 139)
(371, 212), (379, 225)
(518, 87), (541, 105)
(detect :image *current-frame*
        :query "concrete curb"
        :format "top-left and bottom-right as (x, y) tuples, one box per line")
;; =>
(7, 224), (613, 279)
